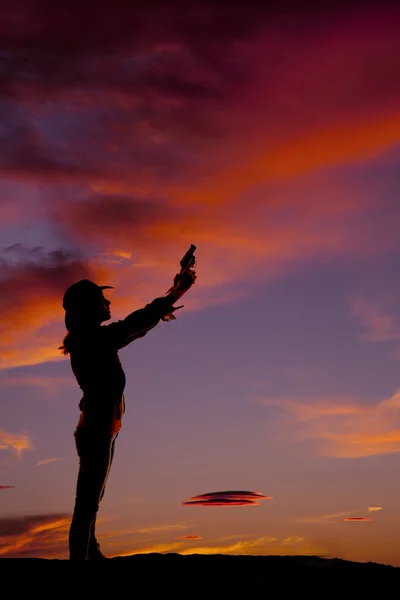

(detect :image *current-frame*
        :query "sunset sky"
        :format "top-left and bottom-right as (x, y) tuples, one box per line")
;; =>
(1, 0), (400, 565)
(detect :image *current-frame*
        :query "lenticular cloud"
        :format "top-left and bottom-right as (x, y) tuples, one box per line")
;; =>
(182, 490), (272, 506)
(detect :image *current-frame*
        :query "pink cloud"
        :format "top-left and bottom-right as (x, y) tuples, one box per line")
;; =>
(351, 300), (400, 341)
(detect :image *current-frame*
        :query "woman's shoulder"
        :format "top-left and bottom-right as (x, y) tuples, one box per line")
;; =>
(66, 326), (106, 351)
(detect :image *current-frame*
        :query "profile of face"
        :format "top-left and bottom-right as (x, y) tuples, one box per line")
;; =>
(63, 280), (113, 330)
(99, 294), (111, 323)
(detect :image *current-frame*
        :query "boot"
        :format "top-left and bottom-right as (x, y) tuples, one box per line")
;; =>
(87, 531), (108, 560)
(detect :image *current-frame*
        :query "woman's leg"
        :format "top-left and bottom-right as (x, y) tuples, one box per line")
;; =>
(87, 435), (118, 559)
(69, 431), (116, 560)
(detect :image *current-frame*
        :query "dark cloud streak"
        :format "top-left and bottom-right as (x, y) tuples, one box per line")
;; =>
(1, 0), (398, 190)
(0, 245), (91, 326)
(0, 0), (270, 101)
(182, 490), (272, 507)
(0, 513), (68, 537)
(0, 512), (70, 558)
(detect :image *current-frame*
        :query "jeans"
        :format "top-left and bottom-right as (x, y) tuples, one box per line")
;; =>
(69, 427), (118, 560)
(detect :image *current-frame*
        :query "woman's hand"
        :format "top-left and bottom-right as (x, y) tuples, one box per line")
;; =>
(168, 268), (197, 303)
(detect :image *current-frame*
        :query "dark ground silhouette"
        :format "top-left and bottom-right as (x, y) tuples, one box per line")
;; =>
(2, 553), (399, 595)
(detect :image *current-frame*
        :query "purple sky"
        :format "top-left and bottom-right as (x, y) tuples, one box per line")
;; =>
(1, 0), (400, 564)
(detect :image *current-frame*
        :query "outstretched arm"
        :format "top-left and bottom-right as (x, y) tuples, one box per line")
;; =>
(106, 269), (196, 349)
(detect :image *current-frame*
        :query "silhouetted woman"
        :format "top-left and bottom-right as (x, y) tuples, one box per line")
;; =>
(60, 267), (196, 560)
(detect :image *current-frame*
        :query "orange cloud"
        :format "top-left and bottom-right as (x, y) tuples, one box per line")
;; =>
(182, 490), (272, 506)
(180, 535), (203, 541)
(294, 510), (360, 524)
(137, 524), (189, 534)
(56, 177), (375, 323)
(115, 542), (184, 557)
(344, 518), (372, 522)
(254, 389), (400, 458)
(0, 428), (33, 457)
(0, 514), (70, 558)
(34, 458), (59, 467)
(0, 245), (114, 369)
(112, 534), (326, 559)
(282, 536), (305, 545)
(177, 536), (325, 557)
(4, 162), (396, 372)
(368, 507), (383, 512)
(173, 112), (400, 210)
(2, 2), (400, 373)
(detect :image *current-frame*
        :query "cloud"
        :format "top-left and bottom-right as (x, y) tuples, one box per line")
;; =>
(294, 510), (358, 524)
(0, 245), (90, 328)
(180, 535), (203, 541)
(281, 536), (306, 545)
(2, 2), (400, 371)
(178, 536), (324, 557)
(0, 3), (263, 185)
(293, 507), (383, 524)
(254, 389), (400, 458)
(3, 171), (395, 371)
(344, 517), (372, 522)
(3, 2), (400, 186)
(0, 486), (15, 489)
(0, 373), (74, 396)
(0, 1), (272, 92)
(34, 457), (59, 467)
(116, 542), (184, 557)
(351, 300), (400, 341)
(113, 533), (326, 558)
(2, 164), (398, 373)
(0, 428), (33, 456)
(0, 100), (101, 183)
(178, 536), (270, 555)
(54, 176), (378, 303)
(136, 524), (189, 534)
(182, 490), (272, 506)
(55, 194), (191, 249)
(0, 513), (70, 558)
(0, 244), (111, 368)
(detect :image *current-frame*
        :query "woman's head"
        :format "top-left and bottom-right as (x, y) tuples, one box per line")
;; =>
(62, 279), (113, 330)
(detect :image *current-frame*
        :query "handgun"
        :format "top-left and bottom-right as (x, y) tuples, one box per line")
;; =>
(162, 245), (197, 319)
(179, 244), (196, 273)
